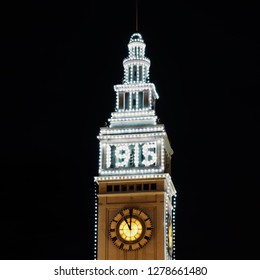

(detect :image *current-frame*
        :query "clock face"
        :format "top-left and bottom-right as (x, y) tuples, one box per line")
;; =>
(109, 208), (153, 251)
(167, 217), (173, 257)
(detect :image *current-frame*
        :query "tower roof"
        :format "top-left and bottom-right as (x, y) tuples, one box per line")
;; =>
(129, 33), (144, 43)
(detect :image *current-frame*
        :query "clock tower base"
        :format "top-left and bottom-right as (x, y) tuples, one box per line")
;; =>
(96, 177), (174, 260)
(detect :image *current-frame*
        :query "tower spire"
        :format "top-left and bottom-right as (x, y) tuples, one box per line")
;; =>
(135, 0), (138, 31)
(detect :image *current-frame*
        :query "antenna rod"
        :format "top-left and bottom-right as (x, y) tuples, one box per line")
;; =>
(135, 0), (138, 31)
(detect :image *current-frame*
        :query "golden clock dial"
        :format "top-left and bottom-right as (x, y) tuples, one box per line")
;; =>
(167, 217), (173, 257)
(109, 208), (153, 251)
(118, 216), (143, 242)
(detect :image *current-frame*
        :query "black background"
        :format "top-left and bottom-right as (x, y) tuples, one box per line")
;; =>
(1, 0), (259, 260)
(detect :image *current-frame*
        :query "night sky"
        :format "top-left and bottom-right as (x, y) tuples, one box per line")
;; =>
(1, 0), (259, 260)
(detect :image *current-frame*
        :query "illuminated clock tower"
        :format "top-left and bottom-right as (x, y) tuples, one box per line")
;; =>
(94, 33), (176, 260)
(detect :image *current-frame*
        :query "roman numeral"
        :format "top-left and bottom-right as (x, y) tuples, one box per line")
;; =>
(110, 229), (115, 232)
(144, 218), (150, 221)
(112, 236), (117, 242)
(119, 243), (124, 249)
(147, 227), (153, 231)
(144, 236), (151, 240)
(138, 242), (143, 248)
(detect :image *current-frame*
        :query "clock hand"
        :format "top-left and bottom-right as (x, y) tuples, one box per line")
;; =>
(129, 209), (132, 230)
(123, 217), (131, 230)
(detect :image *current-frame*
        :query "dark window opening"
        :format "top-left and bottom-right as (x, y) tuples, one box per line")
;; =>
(132, 93), (137, 109)
(119, 93), (124, 109)
(138, 92), (143, 109)
(151, 183), (157, 190)
(133, 66), (137, 81)
(122, 185), (127, 191)
(114, 185), (120, 192)
(139, 66), (142, 81)
(136, 184), (142, 191)
(128, 67), (131, 82)
(129, 185), (134, 191)
(125, 92), (130, 109)
(107, 185), (112, 192)
(144, 91), (149, 108)
(143, 184), (149, 190)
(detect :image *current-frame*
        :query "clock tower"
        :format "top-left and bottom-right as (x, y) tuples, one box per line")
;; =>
(94, 33), (176, 260)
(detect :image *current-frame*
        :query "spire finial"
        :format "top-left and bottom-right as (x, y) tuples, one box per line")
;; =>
(135, 0), (138, 31)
